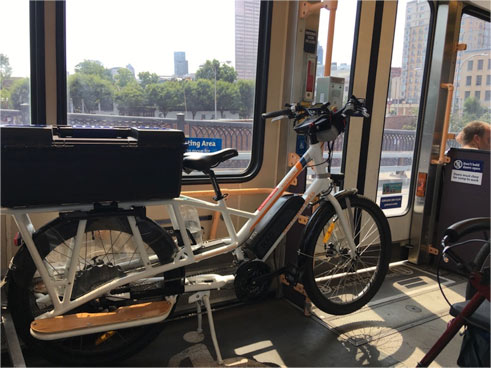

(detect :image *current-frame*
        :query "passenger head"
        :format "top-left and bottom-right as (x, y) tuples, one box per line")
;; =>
(456, 121), (491, 150)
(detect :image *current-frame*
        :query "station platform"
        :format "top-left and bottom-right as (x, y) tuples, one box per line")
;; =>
(2, 262), (468, 367)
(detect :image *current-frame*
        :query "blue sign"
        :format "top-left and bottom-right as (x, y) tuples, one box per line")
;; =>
(380, 196), (402, 210)
(186, 138), (222, 153)
(452, 159), (483, 173)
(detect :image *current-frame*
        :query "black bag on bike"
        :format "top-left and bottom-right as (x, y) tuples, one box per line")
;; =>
(457, 325), (490, 367)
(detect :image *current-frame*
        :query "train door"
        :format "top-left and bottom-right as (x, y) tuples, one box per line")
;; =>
(408, 1), (490, 264)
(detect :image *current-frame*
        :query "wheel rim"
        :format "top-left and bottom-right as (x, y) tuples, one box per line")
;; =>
(311, 204), (384, 306)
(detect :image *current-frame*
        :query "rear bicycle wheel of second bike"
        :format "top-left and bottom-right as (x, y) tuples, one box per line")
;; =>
(302, 194), (391, 315)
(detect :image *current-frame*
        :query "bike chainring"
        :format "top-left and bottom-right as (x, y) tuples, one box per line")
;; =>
(234, 260), (271, 302)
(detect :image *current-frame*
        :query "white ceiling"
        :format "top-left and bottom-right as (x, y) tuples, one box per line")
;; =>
(466, 0), (491, 13)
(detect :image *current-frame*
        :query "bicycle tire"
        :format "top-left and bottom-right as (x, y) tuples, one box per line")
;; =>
(302, 194), (391, 315)
(465, 241), (490, 300)
(7, 215), (184, 366)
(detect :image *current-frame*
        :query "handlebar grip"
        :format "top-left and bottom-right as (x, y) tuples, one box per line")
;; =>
(444, 217), (490, 242)
(262, 108), (292, 119)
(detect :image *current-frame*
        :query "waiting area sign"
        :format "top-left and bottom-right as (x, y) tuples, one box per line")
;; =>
(186, 138), (222, 153)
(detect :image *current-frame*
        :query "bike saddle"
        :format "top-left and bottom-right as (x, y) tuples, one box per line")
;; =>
(183, 148), (238, 173)
(450, 300), (490, 331)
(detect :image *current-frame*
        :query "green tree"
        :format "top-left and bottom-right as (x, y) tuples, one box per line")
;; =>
(68, 73), (114, 113)
(138, 71), (160, 89)
(216, 80), (239, 118)
(75, 60), (112, 80)
(463, 96), (485, 120)
(237, 80), (255, 118)
(145, 81), (183, 117)
(115, 82), (145, 110)
(184, 80), (214, 119)
(0, 53), (12, 83)
(0, 88), (10, 109)
(114, 68), (136, 88)
(450, 97), (490, 133)
(9, 78), (29, 110)
(196, 59), (237, 83)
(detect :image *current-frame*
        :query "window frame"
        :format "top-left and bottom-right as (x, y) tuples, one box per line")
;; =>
(30, 1), (46, 124)
(53, 1), (273, 185)
(372, 0), (436, 218)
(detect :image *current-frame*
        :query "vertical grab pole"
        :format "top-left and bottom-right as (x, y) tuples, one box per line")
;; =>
(324, 1), (338, 77)
(432, 83), (454, 165)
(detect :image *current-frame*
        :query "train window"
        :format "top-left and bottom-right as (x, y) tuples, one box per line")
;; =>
(0, 0), (30, 125)
(316, 0), (357, 174)
(65, 0), (269, 178)
(377, 0), (430, 216)
(450, 13), (490, 135)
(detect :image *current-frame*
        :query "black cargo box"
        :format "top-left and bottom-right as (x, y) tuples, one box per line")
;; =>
(1, 125), (186, 208)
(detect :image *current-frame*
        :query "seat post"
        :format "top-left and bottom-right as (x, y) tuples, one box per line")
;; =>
(205, 170), (224, 201)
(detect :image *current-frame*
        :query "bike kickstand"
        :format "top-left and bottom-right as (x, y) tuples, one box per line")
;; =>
(188, 291), (223, 365)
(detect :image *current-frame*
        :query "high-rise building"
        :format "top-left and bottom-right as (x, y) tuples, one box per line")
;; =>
(401, 0), (430, 104)
(174, 52), (188, 77)
(317, 44), (324, 65)
(235, 0), (261, 80)
(454, 15), (491, 112)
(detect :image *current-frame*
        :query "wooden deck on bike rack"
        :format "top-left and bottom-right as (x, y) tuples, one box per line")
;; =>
(30, 301), (172, 334)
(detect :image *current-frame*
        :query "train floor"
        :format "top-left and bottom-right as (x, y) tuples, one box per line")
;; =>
(2, 261), (470, 367)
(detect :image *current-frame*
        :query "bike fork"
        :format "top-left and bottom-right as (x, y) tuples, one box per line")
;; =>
(325, 194), (357, 258)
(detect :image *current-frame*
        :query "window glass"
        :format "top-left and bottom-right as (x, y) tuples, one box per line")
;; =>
(450, 14), (490, 136)
(376, 0), (430, 217)
(0, 0), (30, 125)
(316, 0), (357, 175)
(66, 0), (263, 175)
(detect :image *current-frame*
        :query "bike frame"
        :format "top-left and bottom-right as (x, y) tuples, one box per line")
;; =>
(3, 141), (357, 322)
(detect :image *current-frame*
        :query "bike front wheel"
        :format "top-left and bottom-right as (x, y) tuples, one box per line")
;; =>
(302, 194), (391, 315)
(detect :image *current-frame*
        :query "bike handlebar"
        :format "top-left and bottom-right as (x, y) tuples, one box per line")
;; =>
(262, 108), (293, 119)
(444, 217), (490, 243)
(262, 95), (369, 121)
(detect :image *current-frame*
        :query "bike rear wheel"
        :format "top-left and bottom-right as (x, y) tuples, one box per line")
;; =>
(302, 194), (391, 315)
(8, 215), (183, 366)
